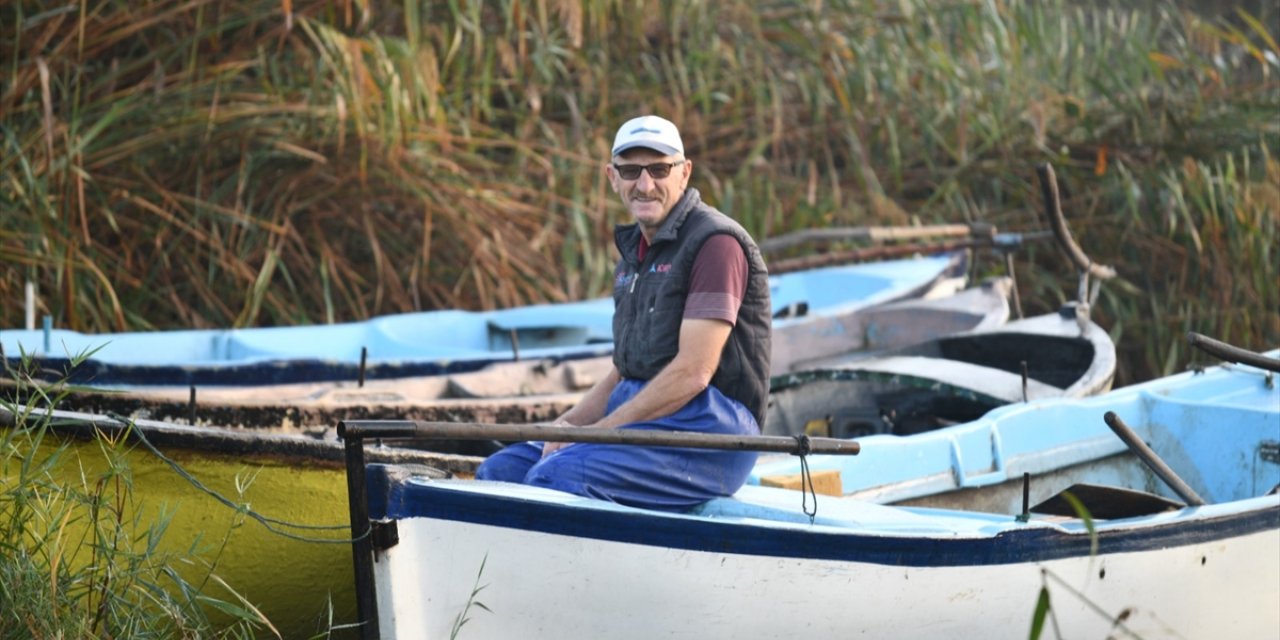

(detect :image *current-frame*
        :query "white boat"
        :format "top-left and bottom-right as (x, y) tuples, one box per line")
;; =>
(345, 349), (1280, 639)
(765, 300), (1116, 439)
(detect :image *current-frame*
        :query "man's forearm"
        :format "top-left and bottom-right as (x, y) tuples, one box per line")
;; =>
(557, 367), (621, 426)
(593, 317), (730, 429)
(592, 359), (708, 429)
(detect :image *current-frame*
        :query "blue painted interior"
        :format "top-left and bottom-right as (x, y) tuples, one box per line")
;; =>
(770, 254), (957, 323)
(1, 254), (958, 385)
(751, 356), (1280, 504)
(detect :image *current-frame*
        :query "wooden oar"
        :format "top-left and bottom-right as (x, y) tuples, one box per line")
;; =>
(1187, 331), (1280, 373)
(766, 233), (1052, 276)
(761, 223), (1053, 276)
(1103, 411), (1206, 506)
(760, 223), (978, 254)
(337, 420), (860, 455)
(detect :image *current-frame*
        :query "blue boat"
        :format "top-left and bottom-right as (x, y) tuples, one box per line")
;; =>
(1, 253), (965, 387)
(343, 347), (1279, 639)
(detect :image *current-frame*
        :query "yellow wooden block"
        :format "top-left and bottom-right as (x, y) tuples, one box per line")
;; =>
(758, 469), (843, 496)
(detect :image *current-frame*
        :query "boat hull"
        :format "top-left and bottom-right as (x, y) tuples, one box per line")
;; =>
(0, 406), (471, 637)
(360, 353), (1280, 639)
(1, 430), (359, 635)
(373, 480), (1278, 639)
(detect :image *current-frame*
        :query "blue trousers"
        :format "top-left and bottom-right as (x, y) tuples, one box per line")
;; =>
(475, 378), (759, 511)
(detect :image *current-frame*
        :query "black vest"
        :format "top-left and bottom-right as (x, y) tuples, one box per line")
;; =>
(611, 188), (772, 427)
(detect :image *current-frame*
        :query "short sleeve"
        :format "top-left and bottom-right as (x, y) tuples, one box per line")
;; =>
(684, 234), (748, 325)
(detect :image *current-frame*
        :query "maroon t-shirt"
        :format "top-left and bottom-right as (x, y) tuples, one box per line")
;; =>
(638, 234), (747, 326)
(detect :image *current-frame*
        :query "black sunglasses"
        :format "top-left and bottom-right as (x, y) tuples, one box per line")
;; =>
(612, 160), (685, 180)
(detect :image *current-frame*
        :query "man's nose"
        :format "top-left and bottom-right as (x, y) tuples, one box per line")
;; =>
(634, 168), (656, 190)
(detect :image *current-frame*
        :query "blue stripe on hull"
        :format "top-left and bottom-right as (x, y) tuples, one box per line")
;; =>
(372, 473), (1280, 568)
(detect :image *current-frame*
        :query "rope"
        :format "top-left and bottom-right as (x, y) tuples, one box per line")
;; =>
(792, 433), (813, 457)
(792, 434), (818, 523)
(106, 413), (363, 544)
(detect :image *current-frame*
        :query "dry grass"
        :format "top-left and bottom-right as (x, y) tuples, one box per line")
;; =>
(2, 0), (1276, 383)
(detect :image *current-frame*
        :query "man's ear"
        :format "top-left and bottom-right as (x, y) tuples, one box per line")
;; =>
(604, 162), (619, 192)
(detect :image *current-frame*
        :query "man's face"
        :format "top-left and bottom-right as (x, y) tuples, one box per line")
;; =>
(607, 148), (692, 235)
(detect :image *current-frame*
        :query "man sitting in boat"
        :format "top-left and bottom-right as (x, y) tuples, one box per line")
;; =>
(476, 114), (772, 511)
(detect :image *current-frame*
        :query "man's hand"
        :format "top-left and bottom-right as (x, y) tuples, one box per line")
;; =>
(541, 416), (576, 458)
(535, 316), (730, 456)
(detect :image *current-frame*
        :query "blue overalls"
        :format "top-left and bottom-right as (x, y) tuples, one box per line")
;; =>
(475, 377), (759, 511)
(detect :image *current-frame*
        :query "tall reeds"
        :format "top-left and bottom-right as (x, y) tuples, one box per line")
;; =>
(2, 0), (1276, 383)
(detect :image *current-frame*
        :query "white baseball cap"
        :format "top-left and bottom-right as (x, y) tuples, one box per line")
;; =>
(611, 115), (684, 157)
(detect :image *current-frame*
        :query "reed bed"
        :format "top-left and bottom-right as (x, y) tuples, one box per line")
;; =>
(2, 0), (1277, 384)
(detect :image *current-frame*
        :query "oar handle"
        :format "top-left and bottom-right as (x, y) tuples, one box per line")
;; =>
(1187, 332), (1280, 373)
(338, 420), (860, 456)
(767, 238), (971, 275)
(1103, 411), (1206, 506)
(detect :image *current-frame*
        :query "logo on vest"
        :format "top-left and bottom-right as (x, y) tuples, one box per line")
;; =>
(648, 263), (672, 274)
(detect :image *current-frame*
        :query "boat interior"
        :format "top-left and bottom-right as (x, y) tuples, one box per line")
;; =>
(764, 371), (1010, 439)
(752, 370), (1280, 524)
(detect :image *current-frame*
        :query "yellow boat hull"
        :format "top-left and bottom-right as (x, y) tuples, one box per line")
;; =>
(2, 408), (475, 638)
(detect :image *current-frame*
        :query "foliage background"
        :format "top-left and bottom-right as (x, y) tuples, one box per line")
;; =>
(2, 0), (1277, 386)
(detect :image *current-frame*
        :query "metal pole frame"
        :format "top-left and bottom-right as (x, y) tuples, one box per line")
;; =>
(342, 432), (380, 640)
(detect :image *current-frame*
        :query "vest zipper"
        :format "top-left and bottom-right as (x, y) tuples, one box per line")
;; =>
(619, 252), (645, 374)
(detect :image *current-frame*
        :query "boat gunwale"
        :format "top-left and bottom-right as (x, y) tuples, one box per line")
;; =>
(369, 472), (1280, 568)
(0, 404), (479, 474)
